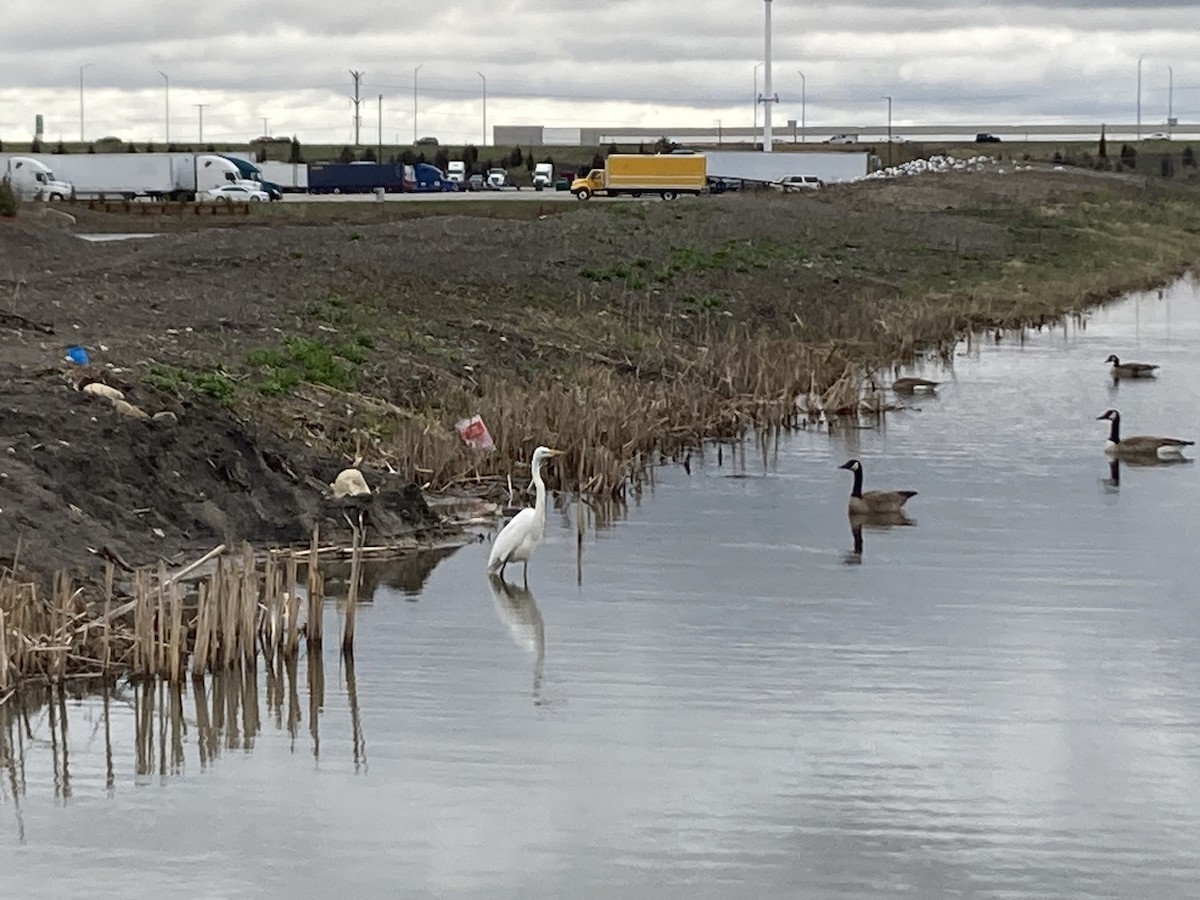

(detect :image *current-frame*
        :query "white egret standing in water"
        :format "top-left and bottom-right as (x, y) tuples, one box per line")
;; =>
(487, 446), (563, 584)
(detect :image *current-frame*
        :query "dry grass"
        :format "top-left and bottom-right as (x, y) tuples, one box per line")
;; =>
(240, 176), (1200, 499)
(0, 534), (372, 696)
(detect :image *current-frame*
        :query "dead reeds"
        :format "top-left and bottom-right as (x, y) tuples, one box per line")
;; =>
(0, 532), (367, 696)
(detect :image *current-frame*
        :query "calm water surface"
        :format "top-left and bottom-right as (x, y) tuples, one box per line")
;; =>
(4, 280), (1200, 898)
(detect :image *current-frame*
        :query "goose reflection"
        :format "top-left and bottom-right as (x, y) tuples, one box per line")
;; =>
(1104, 454), (1192, 492)
(487, 574), (546, 701)
(844, 510), (915, 565)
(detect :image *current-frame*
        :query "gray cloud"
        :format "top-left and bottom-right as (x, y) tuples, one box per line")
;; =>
(0, 1), (1193, 144)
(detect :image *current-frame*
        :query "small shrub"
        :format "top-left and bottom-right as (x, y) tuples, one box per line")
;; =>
(0, 178), (19, 217)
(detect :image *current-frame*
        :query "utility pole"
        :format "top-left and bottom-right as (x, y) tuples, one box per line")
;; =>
(378, 94), (383, 161)
(349, 69), (364, 146)
(193, 103), (208, 142)
(797, 70), (806, 143)
(761, 0), (778, 152)
(158, 71), (170, 145)
(1168, 65), (1174, 135)
(1136, 54), (1145, 139)
(477, 71), (487, 146)
(79, 63), (92, 143)
(413, 64), (423, 143)
(261, 117), (270, 137)
(883, 95), (893, 166)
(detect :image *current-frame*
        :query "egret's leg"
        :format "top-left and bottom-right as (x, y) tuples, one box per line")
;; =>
(523, 560), (529, 587)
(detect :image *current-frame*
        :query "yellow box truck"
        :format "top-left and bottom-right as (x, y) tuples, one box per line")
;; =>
(571, 153), (707, 201)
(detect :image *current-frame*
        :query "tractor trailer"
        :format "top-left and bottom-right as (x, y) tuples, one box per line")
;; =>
(0, 152), (245, 201)
(571, 153), (707, 200)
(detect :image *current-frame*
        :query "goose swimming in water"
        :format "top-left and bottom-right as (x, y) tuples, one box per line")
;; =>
(1105, 354), (1159, 378)
(1096, 409), (1193, 459)
(838, 459), (918, 515)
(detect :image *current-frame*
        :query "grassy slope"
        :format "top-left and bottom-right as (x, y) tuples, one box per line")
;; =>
(140, 169), (1200, 497)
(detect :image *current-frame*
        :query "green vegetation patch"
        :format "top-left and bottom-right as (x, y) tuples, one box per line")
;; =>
(245, 334), (372, 395)
(144, 364), (236, 404)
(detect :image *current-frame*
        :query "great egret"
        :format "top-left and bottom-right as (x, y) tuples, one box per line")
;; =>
(487, 445), (563, 583)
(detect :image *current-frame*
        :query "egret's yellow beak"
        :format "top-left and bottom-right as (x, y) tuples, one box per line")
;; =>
(545, 448), (564, 457)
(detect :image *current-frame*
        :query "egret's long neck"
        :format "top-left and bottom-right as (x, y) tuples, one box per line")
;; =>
(850, 467), (864, 498)
(1108, 416), (1121, 444)
(531, 458), (547, 518)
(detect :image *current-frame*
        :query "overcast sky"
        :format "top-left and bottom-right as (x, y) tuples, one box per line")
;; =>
(0, 1), (1191, 146)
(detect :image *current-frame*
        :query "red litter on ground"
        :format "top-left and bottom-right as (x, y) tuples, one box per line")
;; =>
(455, 415), (495, 452)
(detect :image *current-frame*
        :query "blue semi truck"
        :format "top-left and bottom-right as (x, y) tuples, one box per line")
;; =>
(219, 154), (285, 200)
(306, 162), (457, 195)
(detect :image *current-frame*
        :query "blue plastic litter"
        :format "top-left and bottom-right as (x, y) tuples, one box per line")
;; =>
(65, 345), (89, 365)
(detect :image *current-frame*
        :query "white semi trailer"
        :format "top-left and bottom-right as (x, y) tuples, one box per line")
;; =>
(0, 152), (245, 201)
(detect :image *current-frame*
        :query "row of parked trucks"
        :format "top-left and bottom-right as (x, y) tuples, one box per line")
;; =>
(0, 153), (462, 201)
(2, 151), (742, 204)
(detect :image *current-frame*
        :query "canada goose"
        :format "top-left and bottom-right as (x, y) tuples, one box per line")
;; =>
(1105, 354), (1159, 378)
(891, 376), (939, 394)
(838, 459), (918, 515)
(1096, 409), (1193, 458)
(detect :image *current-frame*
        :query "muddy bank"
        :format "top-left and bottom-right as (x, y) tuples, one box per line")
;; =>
(0, 362), (442, 579)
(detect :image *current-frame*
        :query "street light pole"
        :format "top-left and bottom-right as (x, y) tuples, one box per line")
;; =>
(158, 71), (169, 145)
(193, 103), (207, 143)
(1137, 54), (1145, 139)
(715, 119), (722, 145)
(762, 0), (774, 152)
(79, 63), (92, 143)
(883, 95), (893, 165)
(1168, 65), (1174, 134)
(413, 64), (423, 144)
(262, 117), (270, 137)
(477, 71), (487, 146)
(797, 70), (806, 143)
(753, 62), (763, 146)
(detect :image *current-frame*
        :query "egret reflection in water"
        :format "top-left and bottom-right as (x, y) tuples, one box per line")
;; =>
(487, 574), (546, 701)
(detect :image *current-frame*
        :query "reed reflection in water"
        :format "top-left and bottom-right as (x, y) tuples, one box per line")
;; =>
(0, 642), (367, 827)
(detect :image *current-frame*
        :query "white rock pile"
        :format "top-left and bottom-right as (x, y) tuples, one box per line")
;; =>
(859, 154), (1010, 181)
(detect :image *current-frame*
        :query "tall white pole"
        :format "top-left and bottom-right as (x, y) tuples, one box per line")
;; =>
(797, 70), (806, 143)
(763, 0), (774, 152)
(1168, 65), (1174, 131)
(477, 71), (487, 146)
(79, 63), (92, 143)
(753, 63), (762, 144)
(158, 71), (169, 145)
(413, 64), (423, 143)
(1136, 54), (1144, 139)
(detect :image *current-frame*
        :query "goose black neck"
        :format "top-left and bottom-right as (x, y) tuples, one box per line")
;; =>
(849, 466), (864, 498)
(1108, 415), (1121, 444)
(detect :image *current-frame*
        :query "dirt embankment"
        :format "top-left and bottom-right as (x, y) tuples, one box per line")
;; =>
(3, 168), (1199, 579)
(0, 360), (440, 580)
